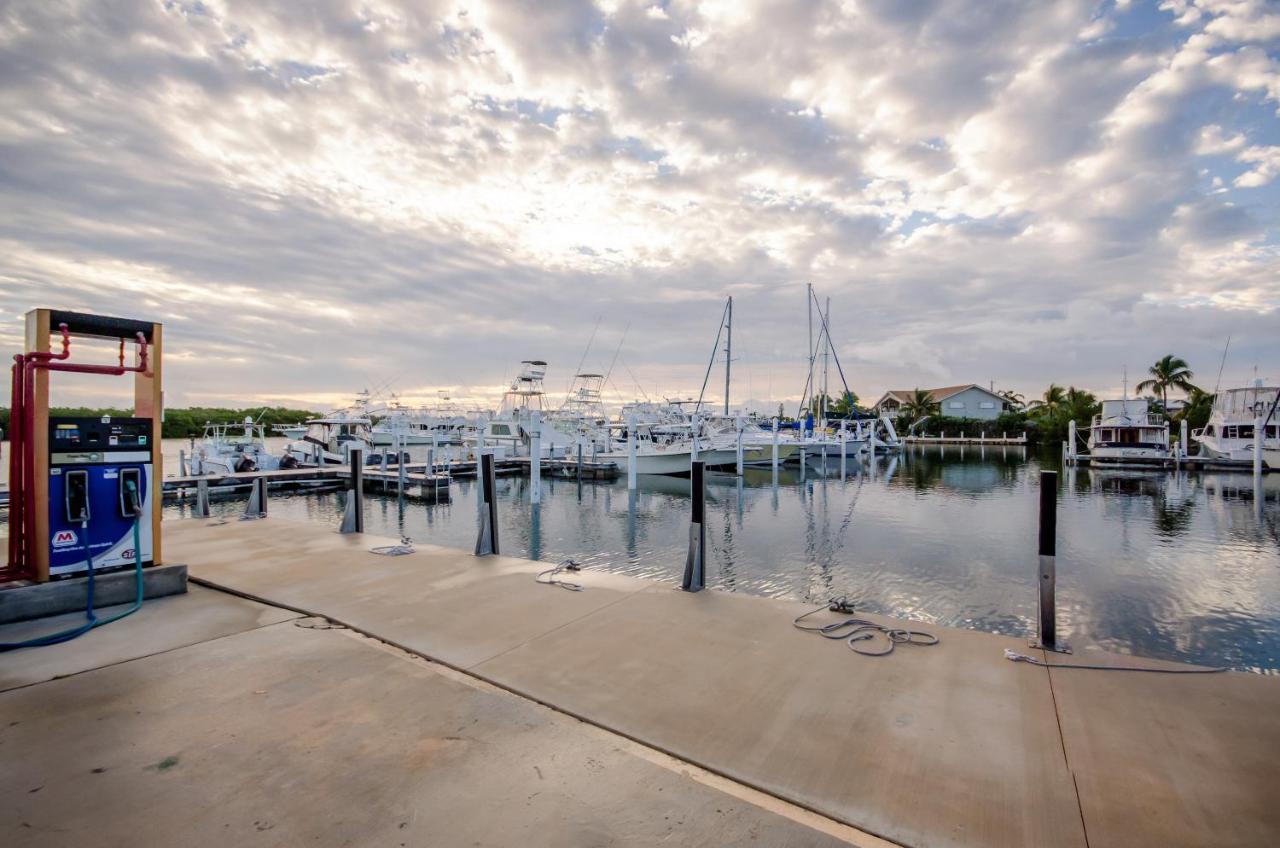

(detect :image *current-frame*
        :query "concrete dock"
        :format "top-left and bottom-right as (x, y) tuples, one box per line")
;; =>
(4, 516), (1280, 847)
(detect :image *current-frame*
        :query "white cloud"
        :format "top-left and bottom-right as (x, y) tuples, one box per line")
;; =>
(0, 0), (1275, 409)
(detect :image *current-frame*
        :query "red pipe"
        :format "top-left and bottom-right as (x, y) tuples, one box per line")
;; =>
(5, 357), (25, 579)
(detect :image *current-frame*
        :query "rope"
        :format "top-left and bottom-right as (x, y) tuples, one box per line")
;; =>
(794, 598), (940, 657)
(1003, 649), (1228, 673)
(370, 536), (415, 556)
(536, 558), (584, 591)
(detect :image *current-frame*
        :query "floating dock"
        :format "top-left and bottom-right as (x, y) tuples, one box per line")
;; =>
(4, 516), (1276, 847)
(903, 434), (1028, 445)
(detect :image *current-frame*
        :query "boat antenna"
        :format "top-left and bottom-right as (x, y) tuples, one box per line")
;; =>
(695, 297), (732, 413)
(1213, 336), (1232, 395)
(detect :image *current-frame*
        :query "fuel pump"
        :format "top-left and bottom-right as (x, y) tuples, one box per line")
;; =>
(47, 417), (154, 577)
(2, 309), (162, 650)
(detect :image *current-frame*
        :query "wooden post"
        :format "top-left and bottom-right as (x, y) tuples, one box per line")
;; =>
(340, 449), (364, 534)
(474, 452), (499, 556)
(1034, 470), (1068, 652)
(195, 478), (210, 518)
(682, 460), (705, 592)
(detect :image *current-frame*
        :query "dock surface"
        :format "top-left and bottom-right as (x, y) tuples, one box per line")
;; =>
(6, 516), (1280, 847)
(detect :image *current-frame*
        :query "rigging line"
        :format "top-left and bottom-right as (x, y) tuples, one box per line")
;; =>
(620, 356), (650, 403)
(601, 322), (631, 390)
(810, 287), (855, 405)
(796, 317), (830, 418)
(1213, 335), (1232, 396)
(564, 315), (603, 403)
(695, 298), (731, 413)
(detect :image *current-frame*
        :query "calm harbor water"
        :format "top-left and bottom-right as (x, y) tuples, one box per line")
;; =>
(157, 438), (1280, 673)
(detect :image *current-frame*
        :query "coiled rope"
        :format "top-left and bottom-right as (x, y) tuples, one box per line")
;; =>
(794, 597), (940, 657)
(537, 558), (584, 591)
(370, 536), (415, 556)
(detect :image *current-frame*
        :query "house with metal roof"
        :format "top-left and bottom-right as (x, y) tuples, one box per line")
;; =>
(873, 384), (1012, 421)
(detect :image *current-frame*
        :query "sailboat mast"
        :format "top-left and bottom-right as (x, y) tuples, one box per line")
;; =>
(724, 295), (732, 416)
(823, 296), (830, 422)
(807, 283), (814, 419)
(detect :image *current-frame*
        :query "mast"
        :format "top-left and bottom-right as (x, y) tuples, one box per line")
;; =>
(807, 283), (814, 420)
(823, 296), (830, 423)
(724, 296), (732, 415)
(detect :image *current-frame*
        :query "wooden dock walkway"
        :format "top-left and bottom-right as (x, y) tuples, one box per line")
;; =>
(131, 517), (1280, 848)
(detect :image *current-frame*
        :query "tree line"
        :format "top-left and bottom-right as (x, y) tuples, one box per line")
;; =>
(892, 355), (1209, 444)
(0, 406), (319, 440)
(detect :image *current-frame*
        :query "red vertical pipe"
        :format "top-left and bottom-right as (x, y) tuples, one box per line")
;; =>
(6, 357), (24, 576)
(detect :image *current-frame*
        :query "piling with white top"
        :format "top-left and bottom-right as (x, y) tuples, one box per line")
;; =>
(627, 414), (638, 490)
(771, 418), (779, 470)
(839, 425), (847, 479)
(530, 411), (542, 504)
(1255, 414), (1265, 477)
(735, 415), (744, 476)
(1067, 419), (1077, 465)
(1180, 419), (1188, 462)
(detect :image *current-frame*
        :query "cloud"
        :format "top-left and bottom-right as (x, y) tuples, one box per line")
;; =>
(0, 0), (1276, 411)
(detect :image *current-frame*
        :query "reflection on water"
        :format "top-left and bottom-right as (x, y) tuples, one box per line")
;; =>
(162, 441), (1280, 672)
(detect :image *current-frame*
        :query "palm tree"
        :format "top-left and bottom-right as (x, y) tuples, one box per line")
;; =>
(901, 388), (939, 421)
(1028, 384), (1066, 417)
(998, 389), (1025, 408)
(1135, 355), (1196, 411)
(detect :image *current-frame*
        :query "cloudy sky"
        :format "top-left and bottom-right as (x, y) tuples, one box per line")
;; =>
(1, 0), (1277, 413)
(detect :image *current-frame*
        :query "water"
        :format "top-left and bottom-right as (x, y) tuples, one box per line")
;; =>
(159, 439), (1280, 672)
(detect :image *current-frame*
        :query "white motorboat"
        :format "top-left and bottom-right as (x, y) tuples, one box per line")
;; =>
(1085, 399), (1169, 461)
(191, 418), (281, 475)
(1194, 384), (1280, 468)
(282, 416), (375, 466)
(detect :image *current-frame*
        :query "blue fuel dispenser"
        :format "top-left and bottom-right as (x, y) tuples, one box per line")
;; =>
(47, 417), (154, 578)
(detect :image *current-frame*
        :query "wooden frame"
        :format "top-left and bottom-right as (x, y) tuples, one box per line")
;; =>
(24, 309), (163, 581)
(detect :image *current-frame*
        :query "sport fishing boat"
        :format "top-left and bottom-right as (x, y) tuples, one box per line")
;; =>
(1194, 384), (1280, 468)
(1085, 399), (1170, 462)
(281, 415), (375, 466)
(190, 418), (281, 475)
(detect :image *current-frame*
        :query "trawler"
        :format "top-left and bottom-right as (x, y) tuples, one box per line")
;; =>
(1085, 399), (1170, 462)
(1194, 384), (1280, 469)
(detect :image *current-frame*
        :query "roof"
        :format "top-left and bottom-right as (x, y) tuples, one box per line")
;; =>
(874, 384), (1006, 407)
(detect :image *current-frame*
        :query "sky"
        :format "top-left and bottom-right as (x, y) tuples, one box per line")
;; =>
(0, 0), (1277, 414)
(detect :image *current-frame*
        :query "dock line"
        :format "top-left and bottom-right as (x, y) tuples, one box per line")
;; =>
(1003, 649), (1227, 673)
(535, 558), (584, 592)
(794, 597), (941, 657)
(369, 537), (416, 556)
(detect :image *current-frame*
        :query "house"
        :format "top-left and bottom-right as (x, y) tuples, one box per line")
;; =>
(873, 384), (1012, 421)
